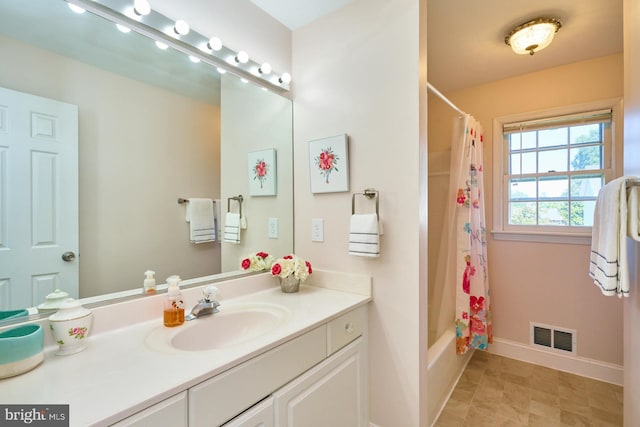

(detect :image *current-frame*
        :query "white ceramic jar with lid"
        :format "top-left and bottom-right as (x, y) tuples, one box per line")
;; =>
(48, 298), (93, 356)
(37, 289), (70, 312)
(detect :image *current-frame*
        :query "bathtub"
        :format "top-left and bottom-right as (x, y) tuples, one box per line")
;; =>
(427, 326), (474, 426)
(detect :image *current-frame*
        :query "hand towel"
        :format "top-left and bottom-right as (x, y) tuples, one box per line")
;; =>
(628, 185), (640, 242)
(185, 198), (215, 244)
(589, 177), (629, 297)
(348, 213), (380, 257)
(223, 212), (241, 244)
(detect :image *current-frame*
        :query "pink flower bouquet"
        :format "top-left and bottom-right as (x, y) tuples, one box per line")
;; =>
(270, 254), (312, 281)
(240, 251), (274, 272)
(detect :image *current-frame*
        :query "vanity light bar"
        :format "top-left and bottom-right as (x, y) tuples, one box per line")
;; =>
(65, 0), (291, 93)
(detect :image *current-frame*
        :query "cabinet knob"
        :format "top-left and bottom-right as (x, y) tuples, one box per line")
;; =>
(344, 322), (354, 334)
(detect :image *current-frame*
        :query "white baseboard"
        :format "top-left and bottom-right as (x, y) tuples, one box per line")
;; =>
(488, 337), (623, 385)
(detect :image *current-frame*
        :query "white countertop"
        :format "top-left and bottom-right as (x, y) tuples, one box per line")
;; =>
(0, 271), (371, 426)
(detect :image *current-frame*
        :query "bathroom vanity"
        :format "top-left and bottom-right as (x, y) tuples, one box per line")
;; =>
(0, 271), (371, 426)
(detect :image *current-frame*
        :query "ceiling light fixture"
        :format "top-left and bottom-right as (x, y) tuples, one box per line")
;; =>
(505, 18), (562, 56)
(155, 41), (168, 50)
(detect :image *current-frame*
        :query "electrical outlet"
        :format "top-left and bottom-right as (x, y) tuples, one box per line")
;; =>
(311, 218), (324, 242)
(268, 217), (279, 239)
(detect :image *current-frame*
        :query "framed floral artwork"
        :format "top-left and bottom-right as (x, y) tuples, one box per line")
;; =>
(248, 148), (277, 196)
(309, 134), (349, 193)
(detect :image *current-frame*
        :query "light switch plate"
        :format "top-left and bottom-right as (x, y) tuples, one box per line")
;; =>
(311, 218), (324, 242)
(268, 217), (279, 239)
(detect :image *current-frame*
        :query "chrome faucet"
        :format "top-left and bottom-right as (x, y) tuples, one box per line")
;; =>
(186, 286), (220, 321)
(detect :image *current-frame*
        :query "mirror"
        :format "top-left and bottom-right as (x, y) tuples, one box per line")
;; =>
(0, 0), (293, 317)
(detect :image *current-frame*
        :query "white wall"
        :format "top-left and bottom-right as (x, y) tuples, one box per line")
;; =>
(623, 0), (640, 424)
(0, 36), (221, 298)
(292, 0), (428, 425)
(220, 75), (294, 270)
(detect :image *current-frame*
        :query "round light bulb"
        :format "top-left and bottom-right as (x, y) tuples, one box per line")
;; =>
(155, 41), (168, 50)
(241, 78), (249, 83)
(258, 63), (272, 75)
(279, 73), (292, 84)
(174, 20), (190, 36)
(235, 51), (249, 64)
(116, 24), (131, 33)
(133, 0), (151, 16)
(189, 56), (201, 63)
(207, 37), (222, 51)
(68, 4), (86, 14)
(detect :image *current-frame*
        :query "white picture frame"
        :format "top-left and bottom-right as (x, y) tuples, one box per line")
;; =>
(248, 148), (277, 196)
(309, 134), (349, 193)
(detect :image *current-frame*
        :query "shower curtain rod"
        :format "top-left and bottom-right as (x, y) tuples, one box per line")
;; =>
(427, 82), (465, 116)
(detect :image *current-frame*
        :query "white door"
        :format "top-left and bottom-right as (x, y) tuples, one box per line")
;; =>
(223, 397), (274, 427)
(0, 86), (78, 310)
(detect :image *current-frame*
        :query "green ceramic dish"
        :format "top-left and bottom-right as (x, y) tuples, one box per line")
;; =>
(0, 309), (29, 321)
(0, 324), (44, 378)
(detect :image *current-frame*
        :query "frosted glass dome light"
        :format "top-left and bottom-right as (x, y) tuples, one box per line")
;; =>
(505, 18), (562, 56)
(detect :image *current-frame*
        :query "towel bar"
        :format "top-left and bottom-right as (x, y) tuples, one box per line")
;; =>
(177, 198), (216, 205)
(352, 188), (379, 215)
(227, 195), (244, 217)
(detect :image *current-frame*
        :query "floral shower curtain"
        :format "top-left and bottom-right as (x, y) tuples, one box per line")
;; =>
(453, 115), (492, 355)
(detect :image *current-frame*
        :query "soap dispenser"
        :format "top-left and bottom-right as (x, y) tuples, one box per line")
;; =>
(143, 270), (156, 294)
(164, 275), (185, 327)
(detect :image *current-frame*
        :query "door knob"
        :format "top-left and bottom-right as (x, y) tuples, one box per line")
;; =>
(62, 251), (76, 262)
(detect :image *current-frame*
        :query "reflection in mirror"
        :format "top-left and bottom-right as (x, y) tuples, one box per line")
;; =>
(0, 0), (293, 318)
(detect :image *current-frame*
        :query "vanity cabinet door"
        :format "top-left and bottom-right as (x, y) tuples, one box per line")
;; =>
(223, 397), (274, 427)
(111, 391), (187, 427)
(274, 337), (367, 427)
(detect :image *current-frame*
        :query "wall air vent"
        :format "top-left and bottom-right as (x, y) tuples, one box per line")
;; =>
(530, 322), (576, 355)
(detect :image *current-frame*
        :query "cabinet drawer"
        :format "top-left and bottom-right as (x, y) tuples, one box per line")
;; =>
(189, 325), (326, 427)
(327, 305), (366, 356)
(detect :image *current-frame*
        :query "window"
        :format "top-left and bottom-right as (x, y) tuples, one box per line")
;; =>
(493, 101), (621, 244)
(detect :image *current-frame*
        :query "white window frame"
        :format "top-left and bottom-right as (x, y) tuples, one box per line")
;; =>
(492, 99), (623, 245)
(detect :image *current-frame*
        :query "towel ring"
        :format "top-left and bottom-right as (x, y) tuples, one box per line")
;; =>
(227, 195), (244, 217)
(352, 188), (379, 215)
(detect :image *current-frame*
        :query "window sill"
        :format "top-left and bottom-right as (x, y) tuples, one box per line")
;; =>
(491, 230), (591, 245)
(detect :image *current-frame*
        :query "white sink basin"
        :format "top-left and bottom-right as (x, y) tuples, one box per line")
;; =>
(146, 302), (290, 352)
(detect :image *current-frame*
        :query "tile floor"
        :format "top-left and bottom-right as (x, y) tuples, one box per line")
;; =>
(434, 351), (623, 427)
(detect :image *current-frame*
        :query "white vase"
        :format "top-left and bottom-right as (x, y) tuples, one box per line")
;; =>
(48, 298), (93, 356)
(279, 276), (301, 293)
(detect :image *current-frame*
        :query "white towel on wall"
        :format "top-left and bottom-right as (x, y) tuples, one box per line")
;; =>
(628, 185), (640, 242)
(348, 213), (380, 257)
(223, 212), (241, 244)
(185, 198), (216, 244)
(589, 177), (629, 297)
